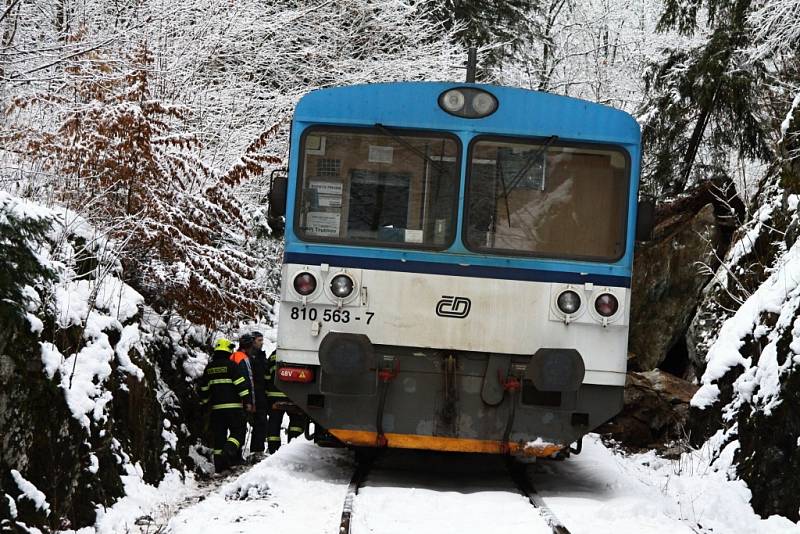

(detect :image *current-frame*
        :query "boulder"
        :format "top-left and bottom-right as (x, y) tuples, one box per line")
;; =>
(599, 370), (699, 454)
(628, 203), (720, 372)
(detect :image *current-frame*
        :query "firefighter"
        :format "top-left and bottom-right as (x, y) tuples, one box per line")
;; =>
(248, 331), (269, 460)
(230, 334), (256, 410)
(265, 350), (307, 453)
(198, 338), (252, 473)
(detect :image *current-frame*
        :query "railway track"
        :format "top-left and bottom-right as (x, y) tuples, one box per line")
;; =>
(337, 453), (572, 534)
(507, 460), (572, 534)
(338, 457), (373, 534)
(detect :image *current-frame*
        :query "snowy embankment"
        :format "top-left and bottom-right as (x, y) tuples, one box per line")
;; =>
(692, 212), (800, 413)
(162, 435), (798, 534)
(0, 192), (215, 532)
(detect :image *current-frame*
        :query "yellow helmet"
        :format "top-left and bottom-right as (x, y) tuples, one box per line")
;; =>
(213, 338), (235, 354)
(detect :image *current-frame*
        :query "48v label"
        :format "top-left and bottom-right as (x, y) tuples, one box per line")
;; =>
(289, 307), (374, 324)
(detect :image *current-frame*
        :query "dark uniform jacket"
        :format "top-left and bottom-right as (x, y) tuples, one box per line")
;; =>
(199, 354), (251, 410)
(229, 350), (255, 406)
(250, 349), (269, 410)
(265, 352), (288, 402)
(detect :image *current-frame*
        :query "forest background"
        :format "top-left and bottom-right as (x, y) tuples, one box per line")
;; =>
(1, 0), (800, 532)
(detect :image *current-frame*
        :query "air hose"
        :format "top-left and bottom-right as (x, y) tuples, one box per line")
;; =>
(499, 371), (521, 454)
(375, 359), (399, 447)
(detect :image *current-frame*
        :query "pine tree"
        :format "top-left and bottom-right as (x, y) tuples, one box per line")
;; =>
(423, 0), (538, 72)
(640, 0), (773, 196)
(0, 194), (54, 325)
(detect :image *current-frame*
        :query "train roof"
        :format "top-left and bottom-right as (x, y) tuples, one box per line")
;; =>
(293, 82), (641, 146)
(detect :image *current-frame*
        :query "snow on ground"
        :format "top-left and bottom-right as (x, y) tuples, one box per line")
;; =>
(532, 435), (798, 534)
(167, 441), (353, 534)
(156, 435), (799, 534)
(352, 453), (552, 534)
(93, 470), (193, 534)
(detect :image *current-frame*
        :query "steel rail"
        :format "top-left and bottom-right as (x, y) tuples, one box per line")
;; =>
(507, 460), (572, 534)
(338, 457), (373, 534)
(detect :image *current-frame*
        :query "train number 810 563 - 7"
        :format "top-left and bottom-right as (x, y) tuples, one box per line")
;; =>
(289, 307), (374, 324)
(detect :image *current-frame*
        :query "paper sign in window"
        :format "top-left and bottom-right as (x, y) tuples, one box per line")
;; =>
(404, 229), (423, 243)
(306, 212), (341, 236)
(368, 145), (393, 164)
(309, 180), (343, 208)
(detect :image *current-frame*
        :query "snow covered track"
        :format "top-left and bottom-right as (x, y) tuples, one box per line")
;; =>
(339, 456), (373, 534)
(508, 460), (572, 534)
(341, 451), (572, 534)
(163, 436), (798, 534)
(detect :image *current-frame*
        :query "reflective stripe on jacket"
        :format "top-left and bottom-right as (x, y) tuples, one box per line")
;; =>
(230, 351), (255, 405)
(265, 352), (287, 398)
(198, 354), (250, 410)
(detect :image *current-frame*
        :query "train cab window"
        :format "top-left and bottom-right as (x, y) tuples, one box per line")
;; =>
(296, 128), (460, 249)
(465, 138), (629, 261)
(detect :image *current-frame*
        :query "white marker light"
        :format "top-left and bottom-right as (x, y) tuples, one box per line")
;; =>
(557, 290), (581, 315)
(472, 92), (496, 115)
(441, 89), (466, 113)
(330, 274), (354, 298)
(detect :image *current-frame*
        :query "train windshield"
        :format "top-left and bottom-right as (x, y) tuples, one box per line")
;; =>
(465, 138), (629, 261)
(295, 127), (460, 249)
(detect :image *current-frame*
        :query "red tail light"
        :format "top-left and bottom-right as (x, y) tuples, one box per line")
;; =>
(293, 272), (317, 296)
(594, 293), (619, 317)
(278, 367), (314, 383)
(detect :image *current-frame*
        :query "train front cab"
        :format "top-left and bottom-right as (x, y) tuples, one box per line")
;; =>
(275, 83), (641, 456)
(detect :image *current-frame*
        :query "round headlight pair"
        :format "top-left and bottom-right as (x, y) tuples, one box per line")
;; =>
(439, 88), (498, 118)
(556, 290), (619, 318)
(292, 272), (354, 299)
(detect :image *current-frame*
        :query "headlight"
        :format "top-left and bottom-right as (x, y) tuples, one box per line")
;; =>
(293, 272), (317, 296)
(594, 293), (619, 317)
(330, 274), (354, 298)
(557, 290), (581, 315)
(440, 89), (466, 113)
(438, 87), (498, 118)
(471, 92), (496, 115)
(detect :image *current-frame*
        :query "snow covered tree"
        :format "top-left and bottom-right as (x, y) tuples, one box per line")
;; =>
(422, 0), (537, 71)
(5, 38), (276, 326)
(640, 0), (773, 196)
(2, 0), (464, 327)
(485, 0), (671, 115)
(0, 194), (54, 327)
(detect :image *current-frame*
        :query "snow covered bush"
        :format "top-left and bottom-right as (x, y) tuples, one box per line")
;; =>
(0, 193), (213, 532)
(0, 194), (55, 328)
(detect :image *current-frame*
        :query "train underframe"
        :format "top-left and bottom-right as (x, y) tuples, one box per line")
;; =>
(277, 343), (624, 457)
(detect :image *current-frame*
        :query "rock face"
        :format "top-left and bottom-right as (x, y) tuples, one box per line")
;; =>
(0, 196), (206, 532)
(686, 147), (800, 521)
(628, 203), (720, 373)
(599, 370), (698, 454)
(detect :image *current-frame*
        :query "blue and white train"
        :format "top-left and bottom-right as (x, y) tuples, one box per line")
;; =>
(269, 81), (644, 456)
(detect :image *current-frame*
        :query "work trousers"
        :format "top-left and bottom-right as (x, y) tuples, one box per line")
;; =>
(210, 408), (246, 473)
(250, 405), (268, 453)
(267, 407), (306, 453)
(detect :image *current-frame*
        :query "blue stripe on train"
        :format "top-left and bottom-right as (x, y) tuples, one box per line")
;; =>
(283, 252), (631, 288)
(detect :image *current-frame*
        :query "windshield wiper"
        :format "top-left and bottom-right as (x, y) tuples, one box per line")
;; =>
(497, 135), (558, 226)
(375, 123), (453, 177)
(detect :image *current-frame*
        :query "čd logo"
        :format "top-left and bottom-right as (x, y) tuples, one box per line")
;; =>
(436, 296), (472, 319)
